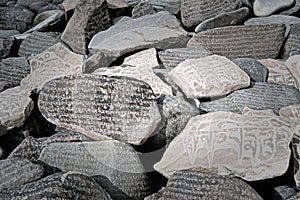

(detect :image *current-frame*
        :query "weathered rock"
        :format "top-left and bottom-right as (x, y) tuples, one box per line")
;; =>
(123, 48), (159, 69)
(158, 170), (263, 199)
(283, 23), (300, 58)
(0, 37), (15, 59)
(88, 11), (189, 59)
(107, 0), (129, 9)
(132, 2), (156, 18)
(275, 186), (298, 199)
(168, 55), (250, 98)
(21, 42), (83, 92)
(188, 24), (285, 59)
(38, 73), (161, 145)
(181, 0), (242, 28)
(62, 0), (80, 12)
(0, 158), (44, 189)
(0, 30), (19, 38)
(61, 0), (111, 54)
(158, 47), (211, 68)
(17, 0), (39, 8)
(144, 187), (165, 200)
(84, 52), (113, 73)
(286, 55), (300, 89)
(28, 1), (49, 12)
(195, 7), (250, 32)
(32, 10), (63, 26)
(200, 82), (300, 114)
(233, 58), (269, 82)
(0, 172), (112, 199)
(154, 108), (293, 181)
(39, 140), (152, 199)
(126, 0), (181, 14)
(253, 0), (294, 16)
(280, 0), (300, 15)
(18, 31), (60, 57)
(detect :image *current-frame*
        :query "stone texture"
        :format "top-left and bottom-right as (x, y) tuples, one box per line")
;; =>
(132, 2), (156, 18)
(286, 55), (300, 89)
(233, 58), (269, 82)
(275, 186), (298, 199)
(0, 172), (112, 199)
(188, 24), (285, 59)
(18, 31), (60, 57)
(62, 0), (80, 12)
(38, 74), (161, 145)
(0, 30), (20, 38)
(168, 55), (250, 98)
(0, 158), (44, 189)
(61, 0), (111, 54)
(158, 47), (211, 68)
(154, 108), (293, 181)
(84, 52), (113, 73)
(39, 140), (152, 199)
(280, 0), (300, 15)
(88, 11), (189, 59)
(158, 170), (263, 199)
(195, 7), (249, 32)
(283, 23), (300, 58)
(287, 192), (300, 200)
(123, 48), (159, 69)
(0, 37), (15, 59)
(0, 147), (4, 159)
(200, 82), (300, 114)
(107, 0), (129, 8)
(21, 42), (83, 92)
(181, 0), (242, 28)
(253, 0), (294, 16)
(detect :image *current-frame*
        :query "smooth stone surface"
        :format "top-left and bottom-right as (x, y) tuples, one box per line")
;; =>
(195, 7), (249, 32)
(38, 74), (161, 145)
(132, 2), (156, 18)
(39, 141), (152, 199)
(200, 82), (300, 114)
(283, 23), (300, 58)
(123, 48), (159, 69)
(168, 55), (250, 98)
(154, 109), (293, 181)
(159, 170), (263, 199)
(0, 30), (20, 38)
(107, 0), (129, 9)
(158, 47), (211, 68)
(0, 37), (15, 59)
(188, 24), (285, 59)
(280, 0), (300, 15)
(181, 0), (242, 28)
(233, 58), (269, 82)
(32, 10), (62, 26)
(254, 0), (294, 16)
(84, 52), (113, 73)
(0, 158), (44, 189)
(286, 55), (300, 89)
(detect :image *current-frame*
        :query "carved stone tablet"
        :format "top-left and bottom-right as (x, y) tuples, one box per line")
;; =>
(0, 37), (15, 59)
(188, 24), (285, 59)
(286, 55), (300, 89)
(123, 48), (159, 69)
(158, 47), (211, 68)
(39, 141), (152, 199)
(154, 109), (293, 181)
(158, 170), (263, 199)
(233, 58), (269, 82)
(38, 73), (161, 145)
(200, 82), (300, 114)
(283, 23), (300, 58)
(0, 158), (44, 189)
(253, 0), (294, 16)
(132, 2), (156, 18)
(181, 0), (242, 28)
(168, 55), (250, 98)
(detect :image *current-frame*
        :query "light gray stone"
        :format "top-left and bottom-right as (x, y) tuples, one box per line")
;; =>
(283, 23), (300, 58)
(253, 0), (294, 16)
(0, 30), (19, 38)
(286, 55), (300, 89)
(123, 48), (159, 69)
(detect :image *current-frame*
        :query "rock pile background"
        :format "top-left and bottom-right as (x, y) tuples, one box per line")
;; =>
(0, 0), (300, 199)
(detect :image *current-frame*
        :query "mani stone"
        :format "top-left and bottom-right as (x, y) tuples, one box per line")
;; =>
(0, 158), (44, 189)
(275, 186), (298, 200)
(168, 55), (250, 98)
(283, 23), (300, 58)
(0, 86), (33, 136)
(188, 24), (285, 59)
(158, 47), (211, 68)
(253, 0), (294, 16)
(39, 140), (152, 199)
(84, 52), (113, 73)
(181, 0), (242, 28)
(158, 170), (263, 199)
(123, 48), (159, 69)
(18, 31), (60, 57)
(132, 2), (156, 18)
(200, 82), (300, 114)
(88, 11), (189, 59)
(195, 7), (250, 32)
(154, 108), (293, 181)
(0, 37), (15, 59)
(21, 42), (83, 92)
(0, 172), (112, 200)
(233, 58), (269, 82)
(61, 0), (111, 54)
(286, 55), (300, 89)
(38, 73), (161, 145)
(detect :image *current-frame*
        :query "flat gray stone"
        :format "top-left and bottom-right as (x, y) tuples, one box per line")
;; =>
(0, 37), (15, 59)
(123, 48), (159, 69)
(280, 0), (300, 15)
(275, 186), (298, 199)
(283, 23), (300, 58)
(188, 24), (285, 59)
(200, 82), (300, 114)
(84, 52), (113, 73)
(253, 0), (294, 16)
(195, 7), (250, 32)
(132, 2), (156, 18)
(107, 0), (129, 9)
(286, 55), (300, 89)
(0, 30), (20, 38)
(233, 58), (269, 82)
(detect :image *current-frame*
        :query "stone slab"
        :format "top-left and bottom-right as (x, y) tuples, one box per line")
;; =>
(286, 55), (300, 89)
(283, 23), (300, 58)
(254, 0), (294, 16)
(123, 48), (159, 69)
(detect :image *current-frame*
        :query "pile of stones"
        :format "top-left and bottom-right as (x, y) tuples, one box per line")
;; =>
(0, 0), (300, 199)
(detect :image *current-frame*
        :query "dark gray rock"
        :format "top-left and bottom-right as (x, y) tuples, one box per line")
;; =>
(233, 58), (269, 82)
(0, 0), (9, 6)
(37, 3), (60, 13)
(132, 2), (156, 18)
(283, 23), (300, 58)
(28, 1), (49, 12)
(17, 0), (40, 8)
(0, 37), (15, 59)
(0, 147), (4, 159)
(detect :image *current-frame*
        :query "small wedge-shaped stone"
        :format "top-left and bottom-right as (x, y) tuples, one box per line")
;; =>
(168, 55), (250, 98)
(158, 47), (211, 68)
(123, 48), (159, 69)
(38, 74), (161, 145)
(200, 82), (300, 114)
(188, 24), (285, 59)
(158, 170), (263, 199)
(254, 0), (294, 16)
(132, 2), (156, 18)
(21, 42), (83, 92)
(181, 0), (242, 28)
(0, 158), (44, 189)
(154, 109), (293, 181)
(283, 23), (300, 58)
(233, 58), (268, 82)
(39, 141), (152, 199)
(0, 172), (112, 199)
(286, 55), (300, 89)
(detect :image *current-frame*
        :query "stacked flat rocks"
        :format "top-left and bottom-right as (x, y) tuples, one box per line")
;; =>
(0, 0), (300, 199)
